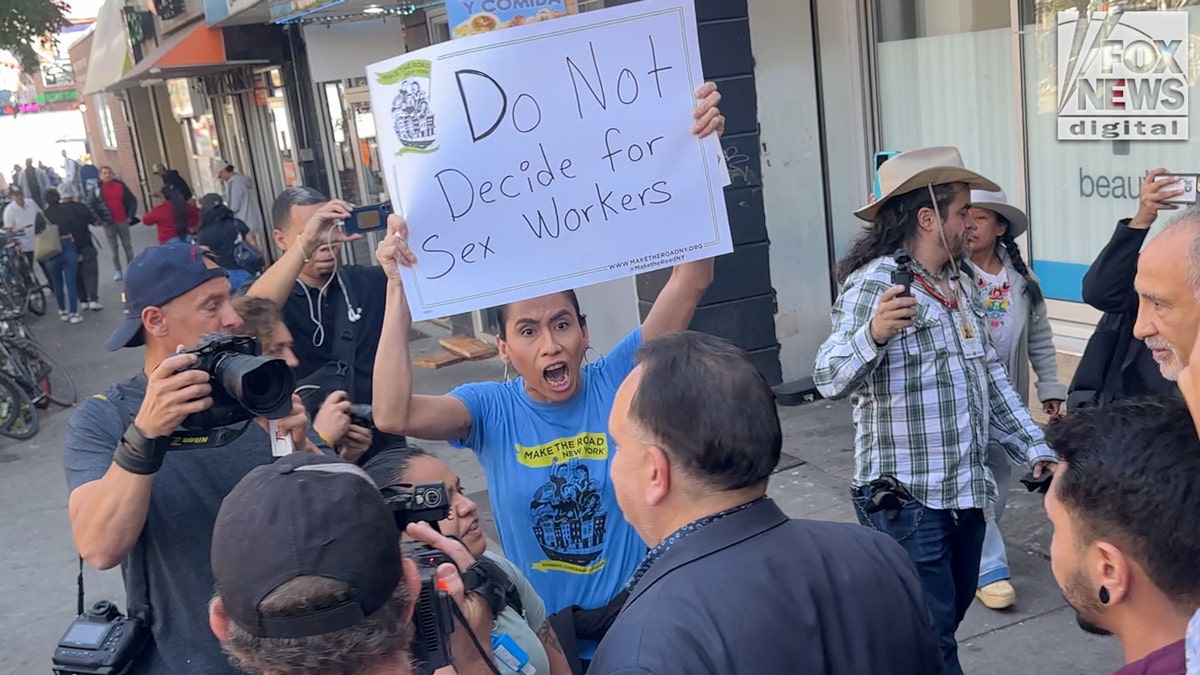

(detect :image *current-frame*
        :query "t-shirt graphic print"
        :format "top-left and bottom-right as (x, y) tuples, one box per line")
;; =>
(449, 329), (647, 617)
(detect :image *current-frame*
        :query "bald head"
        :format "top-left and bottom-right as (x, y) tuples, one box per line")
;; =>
(1133, 207), (1200, 380)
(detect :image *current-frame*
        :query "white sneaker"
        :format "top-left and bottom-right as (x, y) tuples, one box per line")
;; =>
(69, 313), (83, 324)
(59, 310), (68, 321)
(90, 301), (103, 310)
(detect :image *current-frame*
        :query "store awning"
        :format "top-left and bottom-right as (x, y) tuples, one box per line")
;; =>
(112, 21), (267, 89)
(82, 0), (133, 95)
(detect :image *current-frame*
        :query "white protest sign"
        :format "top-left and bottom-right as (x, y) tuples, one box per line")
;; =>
(366, 0), (731, 321)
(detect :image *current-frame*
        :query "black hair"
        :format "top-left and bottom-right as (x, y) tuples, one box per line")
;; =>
(1046, 397), (1200, 611)
(271, 186), (329, 232)
(161, 183), (189, 241)
(835, 183), (964, 284)
(362, 446), (432, 489)
(995, 218), (1044, 306)
(43, 188), (60, 206)
(495, 289), (586, 340)
(630, 331), (780, 491)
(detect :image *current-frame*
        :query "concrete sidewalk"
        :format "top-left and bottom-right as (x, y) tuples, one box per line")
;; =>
(0, 223), (1122, 672)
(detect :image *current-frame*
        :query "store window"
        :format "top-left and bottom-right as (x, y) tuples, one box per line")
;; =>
(872, 0), (1021, 202)
(94, 94), (117, 149)
(1020, 0), (1200, 302)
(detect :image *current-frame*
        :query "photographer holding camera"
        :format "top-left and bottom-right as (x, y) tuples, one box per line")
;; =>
(209, 452), (500, 675)
(232, 295), (375, 463)
(244, 187), (406, 465)
(62, 242), (324, 674)
(365, 447), (573, 675)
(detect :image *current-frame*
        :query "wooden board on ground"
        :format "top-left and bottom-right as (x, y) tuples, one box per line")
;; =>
(413, 351), (465, 369)
(439, 336), (498, 360)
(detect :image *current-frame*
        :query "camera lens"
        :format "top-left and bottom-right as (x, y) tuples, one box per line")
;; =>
(214, 354), (296, 419)
(419, 487), (443, 508)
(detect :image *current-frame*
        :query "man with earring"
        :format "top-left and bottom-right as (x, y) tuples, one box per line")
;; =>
(1044, 397), (1198, 674)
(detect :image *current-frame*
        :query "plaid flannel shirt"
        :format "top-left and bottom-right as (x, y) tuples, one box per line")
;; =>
(813, 255), (1056, 511)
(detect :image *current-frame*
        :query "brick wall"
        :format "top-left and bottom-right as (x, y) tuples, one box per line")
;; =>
(68, 33), (142, 209)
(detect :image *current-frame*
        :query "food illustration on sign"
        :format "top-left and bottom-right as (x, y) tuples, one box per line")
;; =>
(451, 3), (570, 38)
(375, 59), (437, 155)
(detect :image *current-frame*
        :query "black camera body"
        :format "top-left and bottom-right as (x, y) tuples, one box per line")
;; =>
(349, 403), (374, 430)
(52, 601), (149, 675)
(179, 333), (295, 430)
(384, 482), (454, 675)
(892, 250), (914, 297)
(403, 542), (458, 675)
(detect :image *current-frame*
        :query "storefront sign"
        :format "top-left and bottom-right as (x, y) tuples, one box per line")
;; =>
(366, 0), (730, 321)
(446, 0), (574, 39)
(1057, 10), (1189, 140)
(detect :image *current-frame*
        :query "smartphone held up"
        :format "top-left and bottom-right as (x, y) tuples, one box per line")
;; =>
(343, 202), (395, 235)
(1153, 173), (1198, 205)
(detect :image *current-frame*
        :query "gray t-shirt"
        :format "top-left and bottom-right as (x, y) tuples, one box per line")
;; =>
(63, 374), (314, 674)
(484, 551), (550, 675)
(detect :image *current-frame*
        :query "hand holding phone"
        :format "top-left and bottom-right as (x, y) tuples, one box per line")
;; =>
(892, 250), (913, 297)
(343, 202), (395, 235)
(1153, 173), (1198, 205)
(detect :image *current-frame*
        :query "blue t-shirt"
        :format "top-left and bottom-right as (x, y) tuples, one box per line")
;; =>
(449, 328), (647, 618)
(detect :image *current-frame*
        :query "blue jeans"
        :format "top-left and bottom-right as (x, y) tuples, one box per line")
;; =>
(979, 441), (1013, 587)
(44, 239), (79, 314)
(852, 486), (985, 675)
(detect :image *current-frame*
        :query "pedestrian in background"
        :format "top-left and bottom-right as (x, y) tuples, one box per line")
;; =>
(197, 193), (260, 290)
(3, 184), (42, 275)
(218, 163), (264, 235)
(39, 188), (82, 324)
(964, 188), (1065, 611)
(143, 183), (199, 245)
(46, 183), (102, 311)
(152, 163), (193, 202)
(18, 158), (49, 209)
(98, 166), (138, 280)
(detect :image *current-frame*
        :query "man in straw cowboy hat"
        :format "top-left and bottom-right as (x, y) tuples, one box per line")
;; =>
(813, 146), (1058, 675)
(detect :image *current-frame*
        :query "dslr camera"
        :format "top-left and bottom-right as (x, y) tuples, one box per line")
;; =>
(52, 600), (149, 675)
(179, 333), (296, 430)
(383, 482), (455, 675)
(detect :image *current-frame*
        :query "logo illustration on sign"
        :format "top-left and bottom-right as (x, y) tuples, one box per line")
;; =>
(377, 59), (438, 155)
(1057, 10), (1189, 141)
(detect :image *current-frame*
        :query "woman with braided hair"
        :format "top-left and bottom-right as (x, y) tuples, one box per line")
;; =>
(964, 188), (1065, 612)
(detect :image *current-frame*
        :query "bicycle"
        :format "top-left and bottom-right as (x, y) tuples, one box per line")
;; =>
(0, 232), (48, 317)
(0, 333), (76, 408)
(0, 370), (38, 439)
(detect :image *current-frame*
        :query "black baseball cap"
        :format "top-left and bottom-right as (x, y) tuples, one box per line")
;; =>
(211, 453), (402, 639)
(104, 242), (229, 351)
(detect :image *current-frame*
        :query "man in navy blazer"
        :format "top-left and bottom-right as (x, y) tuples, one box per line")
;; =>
(589, 331), (945, 675)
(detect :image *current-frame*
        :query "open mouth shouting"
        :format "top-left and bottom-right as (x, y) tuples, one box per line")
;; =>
(544, 361), (571, 393)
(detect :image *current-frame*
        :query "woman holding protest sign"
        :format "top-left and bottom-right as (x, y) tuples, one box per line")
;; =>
(372, 83), (723, 671)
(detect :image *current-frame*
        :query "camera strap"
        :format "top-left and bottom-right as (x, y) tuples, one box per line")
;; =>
(76, 556), (85, 616)
(165, 421), (252, 451)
